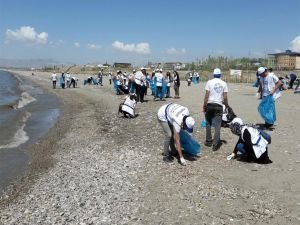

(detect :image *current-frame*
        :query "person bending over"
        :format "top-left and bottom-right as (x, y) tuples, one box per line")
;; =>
(157, 103), (195, 166)
(227, 118), (272, 164)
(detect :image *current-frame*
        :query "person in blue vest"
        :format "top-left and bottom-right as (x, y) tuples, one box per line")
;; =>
(157, 103), (195, 166)
(227, 118), (272, 164)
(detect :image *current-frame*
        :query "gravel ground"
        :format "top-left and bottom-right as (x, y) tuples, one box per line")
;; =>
(0, 70), (299, 225)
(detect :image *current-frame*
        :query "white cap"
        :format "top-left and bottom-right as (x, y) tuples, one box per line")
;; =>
(231, 117), (243, 125)
(140, 67), (145, 70)
(155, 68), (159, 72)
(257, 67), (266, 75)
(159, 68), (163, 72)
(185, 116), (195, 133)
(213, 68), (221, 75)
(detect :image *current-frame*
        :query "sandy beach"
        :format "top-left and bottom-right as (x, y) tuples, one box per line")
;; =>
(0, 70), (299, 225)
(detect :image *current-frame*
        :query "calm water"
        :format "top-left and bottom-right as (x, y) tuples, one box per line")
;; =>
(0, 70), (60, 190)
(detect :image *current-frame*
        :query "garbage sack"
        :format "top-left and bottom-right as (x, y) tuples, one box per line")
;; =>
(200, 119), (215, 128)
(179, 130), (201, 156)
(258, 95), (276, 124)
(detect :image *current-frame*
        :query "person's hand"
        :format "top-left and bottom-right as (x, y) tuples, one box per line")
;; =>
(180, 157), (187, 166)
(202, 105), (206, 112)
(227, 153), (236, 161)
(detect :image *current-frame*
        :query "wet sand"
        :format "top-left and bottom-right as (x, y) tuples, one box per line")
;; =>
(0, 70), (299, 224)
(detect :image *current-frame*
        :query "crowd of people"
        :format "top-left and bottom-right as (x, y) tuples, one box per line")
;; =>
(158, 67), (278, 166)
(111, 68), (182, 102)
(51, 72), (78, 89)
(50, 66), (297, 167)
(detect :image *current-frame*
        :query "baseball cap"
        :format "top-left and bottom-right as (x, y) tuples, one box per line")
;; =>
(140, 67), (145, 70)
(185, 116), (195, 133)
(213, 68), (221, 75)
(159, 68), (163, 72)
(257, 67), (266, 75)
(231, 117), (243, 125)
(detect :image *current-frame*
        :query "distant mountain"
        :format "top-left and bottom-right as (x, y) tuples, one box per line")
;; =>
(0, 58), (62, 68)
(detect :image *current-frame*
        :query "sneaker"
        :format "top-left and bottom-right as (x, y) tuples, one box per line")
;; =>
(163, 155), (174, 163)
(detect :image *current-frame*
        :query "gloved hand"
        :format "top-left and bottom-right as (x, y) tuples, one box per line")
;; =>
(180, 157), (187, 166)
(226, 153), (236, 161)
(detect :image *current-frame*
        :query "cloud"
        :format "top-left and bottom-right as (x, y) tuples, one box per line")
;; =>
(290, 36), (300, 52)
(74, 42), (80, 48)
(165, 47), (186, 55)
(87, 43), (102, 49)
(112, 41), (151, 54)
(5, 26), (48, 44)
(50, 39), (64, 46)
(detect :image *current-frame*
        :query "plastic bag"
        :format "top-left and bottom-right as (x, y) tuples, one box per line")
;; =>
(179, 130), (201, 156)
(258, 95), (276, 124)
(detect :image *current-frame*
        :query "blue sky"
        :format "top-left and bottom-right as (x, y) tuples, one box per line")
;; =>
(1, 0), (300, 65)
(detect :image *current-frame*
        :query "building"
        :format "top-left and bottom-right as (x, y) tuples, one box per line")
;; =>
(164, 62), (186, 70)
(113, 62), (132, 68)
(268, 50), (300, 70)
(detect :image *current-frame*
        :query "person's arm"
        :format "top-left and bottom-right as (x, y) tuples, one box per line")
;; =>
(173, 127), (186, 166)
(271, 80), (282, 95)
(203, 90), (209, 112)
(223, 92), (228, 107)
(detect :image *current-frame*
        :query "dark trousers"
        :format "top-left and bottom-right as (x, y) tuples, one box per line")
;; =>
(53, 80), (56, 89)
(166, 86), (170, 97)
(136, 84), (143, 102)
(156, 86), (163, 100)
(109, 79), (112, 85)
(69, 79), (76, 88)
(205, 103), (223, 146)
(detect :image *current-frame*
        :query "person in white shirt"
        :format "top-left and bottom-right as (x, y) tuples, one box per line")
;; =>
(135, 68), (146, 102)
(66, 72), (71, 88)
(227, 118), (272, 164)
(203, 68), (228, 151)
(119, 93), (137, 118)
(108, 72), (112, 85)
(51, 72), (57, 89)
(154, 69), (164, 100)
(165, 71), (172, 98)
(257, 67), (282, 128)
(157, 103), (195, 166)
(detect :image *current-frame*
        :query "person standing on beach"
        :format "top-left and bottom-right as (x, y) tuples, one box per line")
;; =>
(97, 71), (103, 86)
(257, 67), (282, 128)
(154, 69), (164, 101)
(157, 103), (195, 166)
(165, 71), (172, 98)
(66, 72), (71, 88)
(134, 67), (146, 103)
(108, 72), (112, 85)
(51, 72), (57, 89)
(173, 71), (180, 98)
(203, 68), (229, 151)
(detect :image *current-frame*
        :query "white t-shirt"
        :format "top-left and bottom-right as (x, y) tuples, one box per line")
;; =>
(66, 73), (71, 81)
(260, 72), (279, 97)
(51, 73), (57, 81)
(205, 78), (228, 105)
(135, 71), (144, 85)
(122, 96), (136, 116)
(157, 103), (190, 133)
(155, 72), (163, 87)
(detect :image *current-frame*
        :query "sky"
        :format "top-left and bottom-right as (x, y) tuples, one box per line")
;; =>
(1, 0), (300, 65)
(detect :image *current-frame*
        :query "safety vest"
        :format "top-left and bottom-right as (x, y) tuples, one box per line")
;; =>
(122, 96), (136, 116)
(241, 126), (268, 158)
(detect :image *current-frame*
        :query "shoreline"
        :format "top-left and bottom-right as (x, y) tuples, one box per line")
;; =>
(0, 72), (77, 207)
(0, 70), (299, 224)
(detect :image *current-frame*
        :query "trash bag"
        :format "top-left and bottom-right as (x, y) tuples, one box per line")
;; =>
(200, 119), (215, 128)
(179, 130), (201, 156)
(225, 105), (236, 122)
(258, 95), (276, 124)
